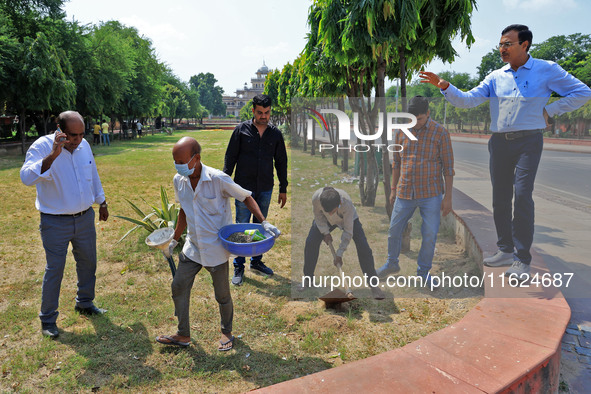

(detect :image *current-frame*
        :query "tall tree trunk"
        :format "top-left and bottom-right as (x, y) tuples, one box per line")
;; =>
(399, 48), (408, 112)
(376, 57), (392, 217)
(20, 109), (26, 155)
(398, 47), (411, 252)
(338, 97), (348, 172)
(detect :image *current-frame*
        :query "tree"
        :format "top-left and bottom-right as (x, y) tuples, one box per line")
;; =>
(186, 89), (207, 124)
(477, 48), (504, 82)
(308, 0), (477, 210)
(88, 21), (135, 120)
(530, 34), (591, 64)
(0, 0), (65, 40)
(14, 32), (75, 152)
(239, 99), (253, 121)
(189, 72), (226, 116)
(263, 69), (282, 124)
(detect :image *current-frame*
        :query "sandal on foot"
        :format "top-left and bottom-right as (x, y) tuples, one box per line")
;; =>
(156, 335), (190, 347)
(218, 336), (235, 351)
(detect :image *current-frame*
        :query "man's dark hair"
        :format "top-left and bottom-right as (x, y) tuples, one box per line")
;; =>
(252, 94), (272, 108)
(501, 24), (532, 52)
(319, 187), (340, 212)
(408, 96), (429, 116)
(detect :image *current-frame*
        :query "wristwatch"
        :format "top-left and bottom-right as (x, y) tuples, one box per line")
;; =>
(100, 202), (108, 208)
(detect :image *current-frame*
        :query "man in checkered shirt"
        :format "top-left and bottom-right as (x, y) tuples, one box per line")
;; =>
(376, 96), (455, 284)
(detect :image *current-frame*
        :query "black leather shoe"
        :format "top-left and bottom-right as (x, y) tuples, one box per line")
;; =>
(41, 323), (59, 338)
(75, 305), (107, 316)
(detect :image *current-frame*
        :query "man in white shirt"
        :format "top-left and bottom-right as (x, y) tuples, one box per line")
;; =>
(20, 111), (109, 338)
(156, 137), (279, 351)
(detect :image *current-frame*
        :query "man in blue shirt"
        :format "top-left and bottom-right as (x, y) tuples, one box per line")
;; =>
(421, 24), (591, 281)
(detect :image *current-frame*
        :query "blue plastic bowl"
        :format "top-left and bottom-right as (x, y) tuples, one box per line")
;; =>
(218, 223), (276, 257)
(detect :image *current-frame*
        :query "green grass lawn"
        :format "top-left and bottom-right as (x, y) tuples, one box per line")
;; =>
(0, 130), (481, 392)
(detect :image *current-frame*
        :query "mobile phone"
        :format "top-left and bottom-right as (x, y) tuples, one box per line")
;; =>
(55, 127), (65, 142)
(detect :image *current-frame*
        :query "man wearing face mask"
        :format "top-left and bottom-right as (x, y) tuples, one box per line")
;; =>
(301, 186), (384, 300)
(156, 137), (280, 351)
(20, 111), (109, 338)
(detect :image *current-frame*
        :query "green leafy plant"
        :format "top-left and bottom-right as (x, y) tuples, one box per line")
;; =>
(115, 186), (184, 244)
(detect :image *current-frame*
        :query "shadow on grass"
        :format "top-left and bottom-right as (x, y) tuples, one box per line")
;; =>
(158, 339), (332, 389)
(57, 315), (161, 389)
(243, 273), (293, 297)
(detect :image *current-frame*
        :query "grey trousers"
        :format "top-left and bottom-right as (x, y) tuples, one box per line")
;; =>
(172, 252), (233, 336)
(39, 208), (97, 324)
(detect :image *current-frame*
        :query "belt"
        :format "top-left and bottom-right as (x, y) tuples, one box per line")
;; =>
(42, 207), (91, 217)
(498, 129), (542, 141)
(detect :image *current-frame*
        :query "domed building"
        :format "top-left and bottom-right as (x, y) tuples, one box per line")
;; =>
(223, 61), (269, 117)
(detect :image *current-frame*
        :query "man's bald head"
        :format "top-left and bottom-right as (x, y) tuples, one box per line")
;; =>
(173, 137), (201, 158)
(57, 111), (84, 132)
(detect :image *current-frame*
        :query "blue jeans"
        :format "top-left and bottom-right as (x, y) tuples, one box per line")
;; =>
(233, 189), (273, 268)
(489, 132), (543, 264)
(102, 133), (110, 146)
(39, 209), (97, 324)
(387, 194), (443, 277)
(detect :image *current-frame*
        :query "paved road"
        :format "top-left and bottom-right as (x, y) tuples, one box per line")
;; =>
(452, 140), (591, 324)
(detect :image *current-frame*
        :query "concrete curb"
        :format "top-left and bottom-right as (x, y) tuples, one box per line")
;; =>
(255, 188), (570, 393)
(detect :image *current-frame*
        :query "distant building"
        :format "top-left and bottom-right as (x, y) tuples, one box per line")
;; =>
(223, 61), (269, 117)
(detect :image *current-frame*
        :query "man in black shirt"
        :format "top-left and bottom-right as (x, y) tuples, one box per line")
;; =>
(224, 94), (288, 285)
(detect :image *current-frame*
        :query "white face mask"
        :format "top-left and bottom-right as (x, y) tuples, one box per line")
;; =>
(174, 154), (196, 176)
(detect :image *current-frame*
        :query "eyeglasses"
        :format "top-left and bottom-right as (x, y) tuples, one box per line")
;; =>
(497, 41), (523, 50)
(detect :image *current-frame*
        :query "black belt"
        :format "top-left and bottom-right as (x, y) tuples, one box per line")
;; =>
(498, 129), (542, 141)
(42, 207), (91, 217)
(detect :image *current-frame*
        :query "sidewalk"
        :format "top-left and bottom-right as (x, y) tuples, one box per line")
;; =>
(450, 133), (591, 154)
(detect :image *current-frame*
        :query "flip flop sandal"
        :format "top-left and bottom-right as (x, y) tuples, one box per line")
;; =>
(218, 336), (235, 351)
(156, 335), (190, 347)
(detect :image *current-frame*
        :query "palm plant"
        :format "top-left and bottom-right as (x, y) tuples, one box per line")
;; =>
(115, 186), (184, 244)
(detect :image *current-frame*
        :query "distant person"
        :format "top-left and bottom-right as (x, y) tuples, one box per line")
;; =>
(376, 96), (454, 285)
(100, 119), (110, 146)
(302, 187), (385, 299)
(93, 121), (101, 145)
(20, 111), (109, 338)
(223, 94), (288, 285)
(137, 121), (143, 137)
(156, 137), (279, 350)
(47, 116), (57, 133)
(421, 24), (591, 280)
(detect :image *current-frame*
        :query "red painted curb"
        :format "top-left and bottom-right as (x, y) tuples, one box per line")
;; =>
(254, 188), (570, 393)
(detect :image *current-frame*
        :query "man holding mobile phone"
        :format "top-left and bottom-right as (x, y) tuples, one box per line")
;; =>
(20, 111), (109, 338)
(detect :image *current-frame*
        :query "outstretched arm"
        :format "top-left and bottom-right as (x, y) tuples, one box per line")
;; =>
(420, 71), (450, 90)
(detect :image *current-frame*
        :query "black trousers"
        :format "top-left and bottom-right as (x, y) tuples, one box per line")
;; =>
(303, 218), (377, 278)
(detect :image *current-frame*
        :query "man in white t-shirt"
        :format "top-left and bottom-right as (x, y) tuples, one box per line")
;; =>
(156, 137), (280, 351)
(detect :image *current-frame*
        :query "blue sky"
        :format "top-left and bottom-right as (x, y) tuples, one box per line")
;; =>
(64, 0), (591, 94)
